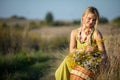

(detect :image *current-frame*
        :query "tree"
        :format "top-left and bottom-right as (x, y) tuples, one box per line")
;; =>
(45, 12), (54, 25)
(11, 15), (26, 20)
(99, 16), (109, 24)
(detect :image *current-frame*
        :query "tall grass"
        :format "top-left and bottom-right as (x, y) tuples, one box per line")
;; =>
(45, 25), (120, 80)
(0, 20), (120, 80)
(97, 33), (120, 80)
(0, 51), (51, 80)
(0, 22), (70, 80)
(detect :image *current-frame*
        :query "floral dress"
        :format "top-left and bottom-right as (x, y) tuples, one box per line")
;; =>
(55, 28), (103, 80)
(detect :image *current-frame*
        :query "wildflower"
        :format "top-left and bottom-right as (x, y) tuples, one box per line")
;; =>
(71, 50), (102, 73)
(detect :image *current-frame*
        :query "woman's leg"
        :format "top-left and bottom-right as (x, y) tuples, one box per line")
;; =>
(55, 56), (71, 80)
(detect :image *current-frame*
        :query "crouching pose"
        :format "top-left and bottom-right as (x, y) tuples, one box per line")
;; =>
(55, 6), (108, 80)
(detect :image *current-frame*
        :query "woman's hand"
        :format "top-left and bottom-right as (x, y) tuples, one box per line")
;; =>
(85, 46), (94, 52)
(76, 48), (85, 53)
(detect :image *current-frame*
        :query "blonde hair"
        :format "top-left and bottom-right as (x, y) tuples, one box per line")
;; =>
(81, 6), (99, 28)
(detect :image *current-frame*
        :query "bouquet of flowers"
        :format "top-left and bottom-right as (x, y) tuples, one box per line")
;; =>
(71, 49), (103, 73)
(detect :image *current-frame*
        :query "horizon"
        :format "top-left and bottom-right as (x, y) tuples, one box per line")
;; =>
(0, 0), (120, 21)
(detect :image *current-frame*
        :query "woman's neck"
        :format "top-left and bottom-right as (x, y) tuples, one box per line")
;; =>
(81, 26), (94, 36)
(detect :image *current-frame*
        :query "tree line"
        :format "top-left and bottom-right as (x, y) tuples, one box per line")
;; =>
(7, 12), (110, 26)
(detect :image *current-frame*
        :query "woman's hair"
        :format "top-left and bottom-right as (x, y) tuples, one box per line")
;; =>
(81, 6), (99, 28)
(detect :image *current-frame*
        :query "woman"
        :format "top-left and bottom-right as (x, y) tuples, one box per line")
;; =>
(55, 6), (108, 80)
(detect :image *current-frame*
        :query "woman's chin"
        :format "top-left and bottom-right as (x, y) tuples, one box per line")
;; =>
(86, 25), (93, 28)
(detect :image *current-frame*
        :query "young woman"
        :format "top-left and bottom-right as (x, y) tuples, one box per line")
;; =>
(55, 6), (108, 80)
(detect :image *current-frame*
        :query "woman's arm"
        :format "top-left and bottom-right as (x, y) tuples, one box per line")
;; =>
(94, 30), (106, 53)
(69, 29), (77, 53)
(94, 30), (108, 68)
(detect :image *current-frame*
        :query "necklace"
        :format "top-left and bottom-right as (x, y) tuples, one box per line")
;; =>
(79, 32), (88, 43)
(78, 27), (94, 44)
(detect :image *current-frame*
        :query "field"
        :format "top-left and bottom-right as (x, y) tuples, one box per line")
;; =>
(0, 23), (120, 80)
(29, 24), (120, 80)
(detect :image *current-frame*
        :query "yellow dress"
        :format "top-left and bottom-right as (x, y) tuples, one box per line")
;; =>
(55, 29), (102, 80)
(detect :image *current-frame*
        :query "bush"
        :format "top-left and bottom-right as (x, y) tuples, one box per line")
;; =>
(99, 16), (109, 24)
(111, 16), (120, 26)
(73, 20), (80, 25)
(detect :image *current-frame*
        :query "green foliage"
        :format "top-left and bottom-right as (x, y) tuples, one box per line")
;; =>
(53, 21), (65, 26)
(0, 21), (69, 54)
(0, 51), (50, 80)
(0, 25), (11, 54)
(11, 15), (26, 20)
(45, 12), (54, 25)
(0, 25), (23, 54)
(99, 16), (109, 24)
(73, 20), (80, 25)
(53, 21), (73, 26)
(111, 16), (120, 26)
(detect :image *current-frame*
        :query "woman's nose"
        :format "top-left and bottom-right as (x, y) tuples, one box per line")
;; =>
(89, 19), (93, 23)
(89, 19), (95, 24)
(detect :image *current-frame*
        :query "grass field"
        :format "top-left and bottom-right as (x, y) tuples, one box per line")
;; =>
(29, 24), (120, 80)
(0, 23), (119, 80)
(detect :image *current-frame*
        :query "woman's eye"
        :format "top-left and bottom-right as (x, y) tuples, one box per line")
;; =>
(88, 17), (96, 22)
(87, 17), (91, 20)
(93, 19), (96, 22)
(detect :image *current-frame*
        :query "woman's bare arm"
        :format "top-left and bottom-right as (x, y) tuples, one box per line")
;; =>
(94, 30), (108, 68)
(94, 30), (106, 54)
(69, 29), (77, 53)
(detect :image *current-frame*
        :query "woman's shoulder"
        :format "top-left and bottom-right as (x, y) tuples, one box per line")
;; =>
(71, 27), (81, 35)
(93, 29), (103, 40)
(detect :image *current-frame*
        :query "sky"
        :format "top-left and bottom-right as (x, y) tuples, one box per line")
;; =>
(0, 0), (120, 21)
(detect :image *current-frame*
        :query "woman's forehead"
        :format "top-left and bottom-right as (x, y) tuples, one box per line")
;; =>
(84, 13), (97, 18)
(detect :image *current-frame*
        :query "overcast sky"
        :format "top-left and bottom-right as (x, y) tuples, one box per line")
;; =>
(0, 0), (120, 21)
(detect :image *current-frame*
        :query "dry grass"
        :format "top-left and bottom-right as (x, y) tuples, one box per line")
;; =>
(29, 24), (120, 80)
(29, 26), (77, 39)
(97, 25), (120, 80)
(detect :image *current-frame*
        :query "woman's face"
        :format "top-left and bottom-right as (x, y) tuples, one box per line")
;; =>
(82, 13), (97, 28)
